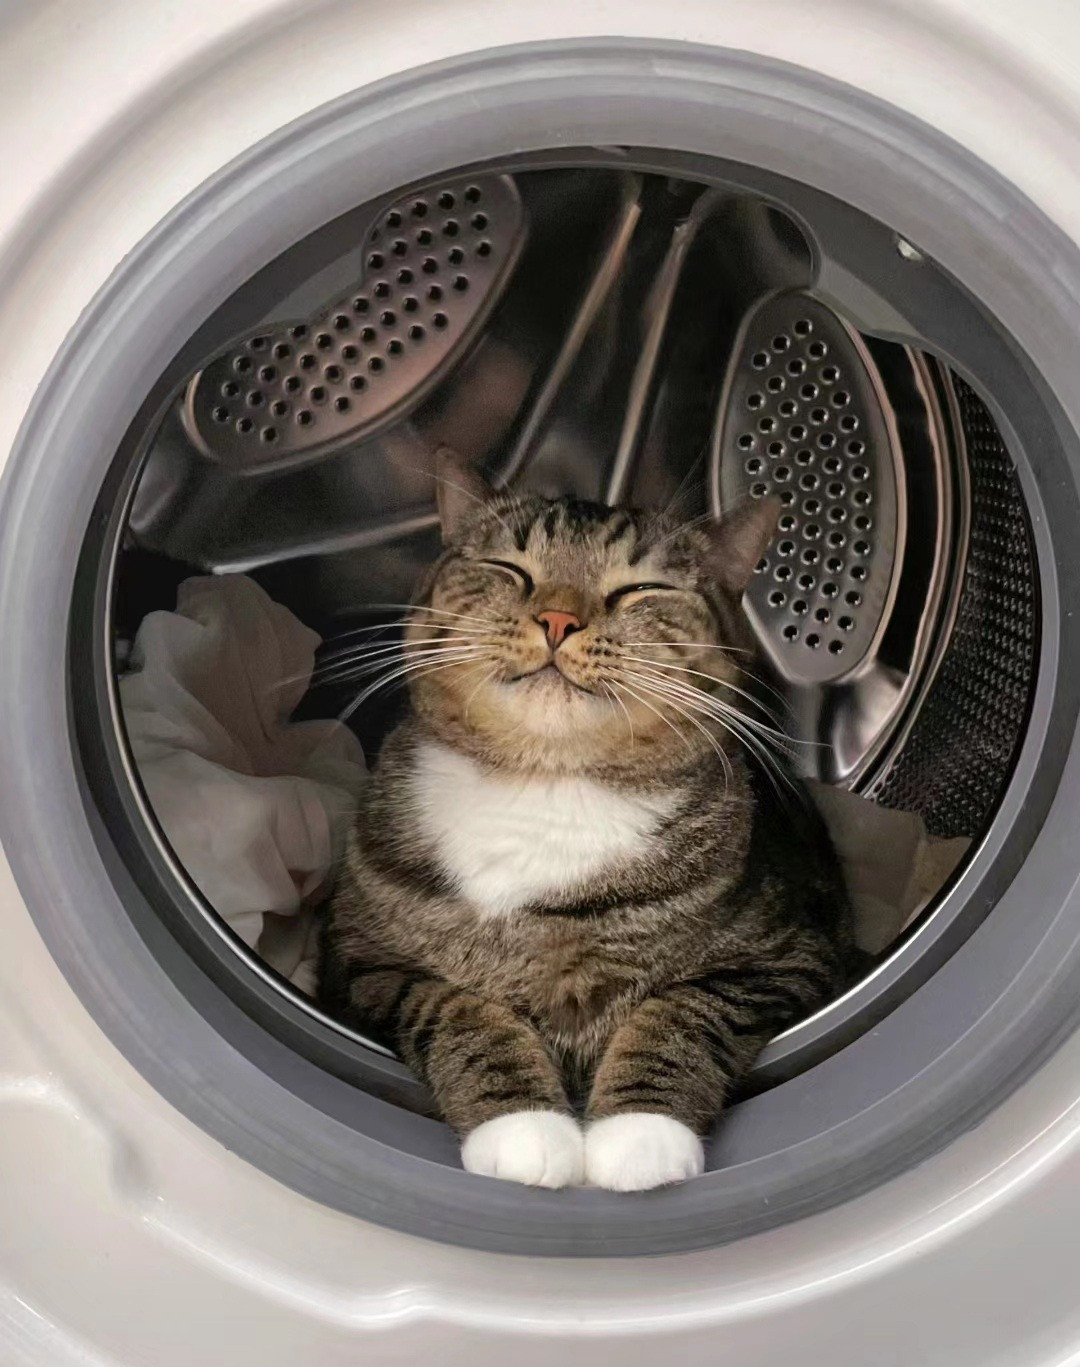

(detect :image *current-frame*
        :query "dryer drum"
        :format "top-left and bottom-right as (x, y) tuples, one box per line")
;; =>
(110, 162), (1037, 1096)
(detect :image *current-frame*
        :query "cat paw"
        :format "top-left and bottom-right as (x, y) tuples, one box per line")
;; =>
(585, 1113), (705, 1191)
(461, 1110), (585, 1188)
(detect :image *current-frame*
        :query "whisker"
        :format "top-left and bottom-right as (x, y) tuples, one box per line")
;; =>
(646, 508), (724, 553)
(337, 658), (436, 721)
(610, 673), (694, 757)
(616, 669), (733, 786)
(338, 652), (492, 725)
(602, 679), (636, 751)
(320, 620), (405, 643)
(321, 643), (488, 678)
(658, 683), (803, 758)
(410, 604), (497, 626)
(621, 667), (794, 797)
(323, 633), (479, 657)
(661, 693), (733, 787)
(382, 452), (522, 546)
(269, 630), (486, 692)
(625, 663), (806, 757)
(657, 455), (707, 523)
(347, 602), (497, 627)
(631, 639), (754, 657)
(268, 604), (495, 691)
(311, 640), (482, 685)
(318, 645), (489, 691)
(635, 668), (799, 757)
(629, 641), (792, 715)
(462, 662), (498, 722)
(621, 653), (785, 725)
(324, 618), (490, 646)
(313, 634), (483, 674)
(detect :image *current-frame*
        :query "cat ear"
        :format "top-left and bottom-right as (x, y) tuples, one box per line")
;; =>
(705, 496), (782, 597)
(434, 445), (495, 542)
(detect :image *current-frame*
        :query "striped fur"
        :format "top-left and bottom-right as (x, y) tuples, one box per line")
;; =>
(320, 454), (852, 1188)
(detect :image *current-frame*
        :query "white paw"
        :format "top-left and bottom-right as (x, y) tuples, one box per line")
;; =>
(461, 1110), (585, 1188)
(585, 1113), (705, 1191)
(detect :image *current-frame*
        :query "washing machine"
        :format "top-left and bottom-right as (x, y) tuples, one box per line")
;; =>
(5, 2), (1080, 1363)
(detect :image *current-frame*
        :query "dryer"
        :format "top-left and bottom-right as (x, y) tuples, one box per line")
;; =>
(4, 3), (1080, 1363)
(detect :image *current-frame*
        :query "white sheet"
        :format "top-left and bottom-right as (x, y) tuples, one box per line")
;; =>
(119, 575), (366, 994)
(807, 780), (968, 954)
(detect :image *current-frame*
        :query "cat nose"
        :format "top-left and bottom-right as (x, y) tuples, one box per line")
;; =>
(536, 610), (582, 649)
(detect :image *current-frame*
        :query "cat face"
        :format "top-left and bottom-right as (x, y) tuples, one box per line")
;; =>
(406, 449), (779, 776)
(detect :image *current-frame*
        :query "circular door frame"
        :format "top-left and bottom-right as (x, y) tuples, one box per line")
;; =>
(3, 40), (1080, 1256)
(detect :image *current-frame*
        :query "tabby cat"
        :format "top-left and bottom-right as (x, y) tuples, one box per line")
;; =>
(319, 448), (851, 1191)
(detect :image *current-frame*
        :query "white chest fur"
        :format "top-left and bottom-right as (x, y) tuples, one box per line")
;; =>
(411, 742), (677, 918)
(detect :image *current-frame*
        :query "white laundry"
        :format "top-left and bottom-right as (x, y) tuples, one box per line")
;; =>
(119, 574), (366, 994)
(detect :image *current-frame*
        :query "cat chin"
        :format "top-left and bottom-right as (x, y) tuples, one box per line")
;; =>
(503, 668), (612, 717)
(487, 667), (601, 717)
(507, 663), (594, 695)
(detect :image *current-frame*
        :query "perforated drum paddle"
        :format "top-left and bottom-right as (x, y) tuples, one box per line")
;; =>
(183, 174), (525, 472)
(712, 290), (905, 685)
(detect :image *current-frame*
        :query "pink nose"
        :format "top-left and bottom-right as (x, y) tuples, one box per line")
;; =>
(536, 610), (582, 649)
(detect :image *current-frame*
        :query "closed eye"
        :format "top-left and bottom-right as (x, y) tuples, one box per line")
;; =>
(477, 558), (535, 594)
(604, 582), (681, 609)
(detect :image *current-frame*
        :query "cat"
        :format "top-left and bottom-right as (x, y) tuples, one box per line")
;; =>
(319, 447), (852, 1191)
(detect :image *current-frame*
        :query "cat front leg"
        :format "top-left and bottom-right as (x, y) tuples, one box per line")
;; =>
(345, 966), (584, 1188)
(583, 981), (775, 1191)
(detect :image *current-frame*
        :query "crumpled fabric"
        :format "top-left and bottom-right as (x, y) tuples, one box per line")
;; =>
(119, 575), (366, 995)
(808, 780), (969, 954)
